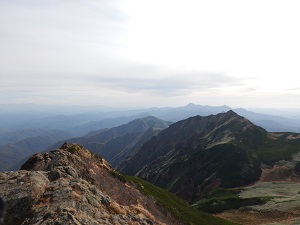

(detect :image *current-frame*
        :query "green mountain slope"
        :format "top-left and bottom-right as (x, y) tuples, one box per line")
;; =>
(0, 143), (237, 225)
(111, 170), (238, 225)
(120, 111), (300, 203)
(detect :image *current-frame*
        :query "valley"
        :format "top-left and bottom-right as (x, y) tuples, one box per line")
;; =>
(1, 104), (300, 224)
(193, 144), (300, 225)
(2, 1), (299, 224)
(216, 169), (300, 225)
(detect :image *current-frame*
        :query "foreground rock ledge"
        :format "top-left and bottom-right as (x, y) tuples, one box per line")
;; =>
(0, 143), (183, 225)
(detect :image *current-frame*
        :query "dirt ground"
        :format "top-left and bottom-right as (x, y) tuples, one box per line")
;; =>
(259, 165), (300, 183)
(217, 210), (300, 225)
(216, 166), (300, 225)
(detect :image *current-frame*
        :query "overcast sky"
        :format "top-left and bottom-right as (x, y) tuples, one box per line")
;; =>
(1, 0), (300, 109)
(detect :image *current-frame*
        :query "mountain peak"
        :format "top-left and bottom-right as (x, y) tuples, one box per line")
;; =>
(185, 103), (197, 107)
(224, 109), (240, 118)
(226, 109), (237, 114)
(21, 142), (112, 172)
(1, 143), (184, 225)
(120, 111), (266, 201)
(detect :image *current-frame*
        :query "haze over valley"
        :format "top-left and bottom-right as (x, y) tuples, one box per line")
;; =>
(2, 106), (300, 224)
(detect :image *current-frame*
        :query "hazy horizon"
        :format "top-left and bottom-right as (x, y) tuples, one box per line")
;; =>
(1, 1), (300, 109)
(1, 102), (300, 119)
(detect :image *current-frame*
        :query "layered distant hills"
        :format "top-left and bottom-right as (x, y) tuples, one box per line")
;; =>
(0, 130), (72, 171)
(2, 103), (300, 173)
(2, 104), (300, 224)
(47, 116), (171, 168)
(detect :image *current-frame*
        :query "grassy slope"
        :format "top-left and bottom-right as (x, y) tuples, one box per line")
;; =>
(255, 133), (300, 164)
(111, 170), (239, 225)
(193, 188), (269, 214)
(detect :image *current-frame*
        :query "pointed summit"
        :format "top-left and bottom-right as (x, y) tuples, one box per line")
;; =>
(226, 109), (237, 115)
(185, 103), (197, 107)
(120, 111), (267, 201)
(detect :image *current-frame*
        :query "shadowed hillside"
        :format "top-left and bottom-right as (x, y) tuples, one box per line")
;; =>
(0, 143), (236, 225)
(120, 111), (300, 204)
(47, 116), (171, 168)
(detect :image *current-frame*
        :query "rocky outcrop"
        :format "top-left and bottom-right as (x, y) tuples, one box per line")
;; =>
(0, 143), (183, 225)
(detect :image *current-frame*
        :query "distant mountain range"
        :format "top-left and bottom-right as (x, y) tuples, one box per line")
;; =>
(233, 108), (300, 132)
(1, 103), (300, 134)
(2, 105), (300, 224)
(2, 103), (300, 172)
(0, 130), (72, 171)
(46, 116), (171, 168)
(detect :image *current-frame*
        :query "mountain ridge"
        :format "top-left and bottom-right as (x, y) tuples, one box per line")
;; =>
(0, 143), (236, 225)
(119, 110), (300, 203)
(3, 103), (300, 173)
(46, 116), (171, 168)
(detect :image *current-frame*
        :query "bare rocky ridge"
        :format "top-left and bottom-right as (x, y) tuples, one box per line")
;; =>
(0, 143), (183, 225)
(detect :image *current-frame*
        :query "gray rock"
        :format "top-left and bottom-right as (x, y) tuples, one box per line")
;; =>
(0, 143), (184, 225)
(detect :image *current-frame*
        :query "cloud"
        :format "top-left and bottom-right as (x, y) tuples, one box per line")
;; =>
(0, 0), (126, 77)
(1, 1), (299, 108)
(285, 88), (300, 93)
(85, 64), (246, 96)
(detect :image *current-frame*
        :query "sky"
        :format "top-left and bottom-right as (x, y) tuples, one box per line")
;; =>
(1, 0), (300, 109)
